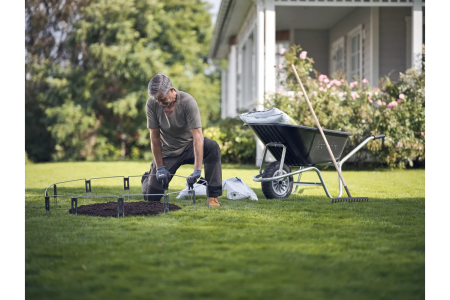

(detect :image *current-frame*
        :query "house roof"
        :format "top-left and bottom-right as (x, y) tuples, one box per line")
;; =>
(209, 0), (253, 60)
(208, 0), (355, 60)
(209, 0), (231, 59)
(209, 0), (423, 60)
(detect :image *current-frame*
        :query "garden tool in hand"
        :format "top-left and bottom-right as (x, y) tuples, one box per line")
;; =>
(156, 166), (170, 190)
(186, 169), (201, 189)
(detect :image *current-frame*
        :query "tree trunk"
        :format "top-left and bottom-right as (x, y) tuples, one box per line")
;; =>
(83, 119), (101, 160)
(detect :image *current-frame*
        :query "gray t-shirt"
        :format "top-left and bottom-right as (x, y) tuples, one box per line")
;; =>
(146, 89), (202, 158)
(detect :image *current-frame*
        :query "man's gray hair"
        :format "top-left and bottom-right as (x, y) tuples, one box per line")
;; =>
(148, 73), (172, 98)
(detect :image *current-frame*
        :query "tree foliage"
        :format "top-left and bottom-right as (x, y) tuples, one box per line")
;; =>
(25, 0), (220, 162)
(26, 0), (92, 161)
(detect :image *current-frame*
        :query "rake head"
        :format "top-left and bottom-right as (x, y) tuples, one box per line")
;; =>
(332, 186), (369, 203)
(332, 197), (369, 203)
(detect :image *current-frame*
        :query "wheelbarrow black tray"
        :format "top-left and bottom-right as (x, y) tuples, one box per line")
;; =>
(245, 123), (352, 166)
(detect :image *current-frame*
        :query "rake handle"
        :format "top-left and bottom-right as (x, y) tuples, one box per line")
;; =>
(290, 64), (350, 193)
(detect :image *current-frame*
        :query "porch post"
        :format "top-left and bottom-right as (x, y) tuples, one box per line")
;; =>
(227, 44), (237, 117)
(262, 0), (276, 164)
(237, 47), (243, 110)
(253, 25), (258, 108)
(256, 1), (265, 111)
(411, 0), (423, 70)
(221, 68), (227, 119)
(370, 7), (379, 86)
(240, 41), (249, 111)
(255, 0), (265, 166)
(244, 37), (253, 109)
(264, 0), (276, 96)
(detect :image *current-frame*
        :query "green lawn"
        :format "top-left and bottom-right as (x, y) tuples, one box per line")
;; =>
(25, 162), (424, 300)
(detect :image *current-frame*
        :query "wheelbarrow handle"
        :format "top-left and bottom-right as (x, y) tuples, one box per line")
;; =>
(339, 134), (385, 165)
(373, 134), (386, 140)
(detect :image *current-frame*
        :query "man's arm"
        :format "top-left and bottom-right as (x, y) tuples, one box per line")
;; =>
(149, 129), (164, 168)
(190, 128), (204, 170)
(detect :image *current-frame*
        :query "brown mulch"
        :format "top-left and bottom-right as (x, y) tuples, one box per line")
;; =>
(68, 201), (181, 217)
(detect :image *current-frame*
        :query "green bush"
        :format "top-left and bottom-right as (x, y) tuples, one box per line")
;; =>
(266, 45), (425, 168)
(370, 67), (425, 168)
(93, 136), (122, 161)
(142, 151), (154, 161)
(203, 118), (256, 164)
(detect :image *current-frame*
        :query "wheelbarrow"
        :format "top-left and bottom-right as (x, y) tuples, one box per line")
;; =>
(247, 123), (385, 200)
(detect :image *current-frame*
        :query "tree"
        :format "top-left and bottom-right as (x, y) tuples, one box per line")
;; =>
(25, 0), (220, 161)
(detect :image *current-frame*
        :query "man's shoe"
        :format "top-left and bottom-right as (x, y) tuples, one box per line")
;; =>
(208, 197), (220, 207)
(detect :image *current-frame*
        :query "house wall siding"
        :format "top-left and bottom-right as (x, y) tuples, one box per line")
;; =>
(329, 8), (371, 80)
(294, 29), (329, 76)
(379, 7), (411, 82)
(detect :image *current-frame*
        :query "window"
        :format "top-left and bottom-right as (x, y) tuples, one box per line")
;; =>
(347, 25), (363, 81)
(276, 41), (290, 92)
(331, 37), (345, 74)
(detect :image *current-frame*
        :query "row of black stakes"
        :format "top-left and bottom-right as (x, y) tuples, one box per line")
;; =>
(45, 176), (143, 215)
(45, 196), (126, 217)
(84, 177), (130, 193)
(45, 176), (198, 216)
(69, 197), (126, 217)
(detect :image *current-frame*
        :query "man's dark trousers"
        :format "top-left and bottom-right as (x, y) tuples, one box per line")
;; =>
(146, 137), (222, 201)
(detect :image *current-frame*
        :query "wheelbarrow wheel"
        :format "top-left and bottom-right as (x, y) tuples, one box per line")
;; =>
(261, 161), (293, 199)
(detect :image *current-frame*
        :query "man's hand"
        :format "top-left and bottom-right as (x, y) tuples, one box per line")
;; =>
(156, 166), (170, 189)
(186, 169), (201, 189)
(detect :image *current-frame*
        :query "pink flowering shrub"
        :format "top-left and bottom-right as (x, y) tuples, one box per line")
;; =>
(267, 45), (425, 168)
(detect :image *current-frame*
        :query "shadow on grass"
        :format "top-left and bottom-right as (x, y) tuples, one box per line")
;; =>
(26, 185), (425, 201)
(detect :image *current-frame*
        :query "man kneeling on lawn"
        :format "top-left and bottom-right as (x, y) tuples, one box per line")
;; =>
(145, 73), (222, 207)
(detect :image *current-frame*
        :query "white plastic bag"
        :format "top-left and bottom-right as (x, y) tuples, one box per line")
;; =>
(239, 108), (298, 125)
(176, 182), (207, 199)
(176, 177), (258, 201)
(222, 177), (258, 200)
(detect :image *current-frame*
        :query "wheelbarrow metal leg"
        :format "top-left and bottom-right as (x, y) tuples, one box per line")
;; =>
(293, 166), (304, 194)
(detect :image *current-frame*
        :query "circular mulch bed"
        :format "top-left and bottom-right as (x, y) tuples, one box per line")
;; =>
(68, 201), (181, 217)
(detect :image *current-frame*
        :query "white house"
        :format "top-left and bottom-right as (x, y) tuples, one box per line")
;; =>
(209, 0), (425, 165)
